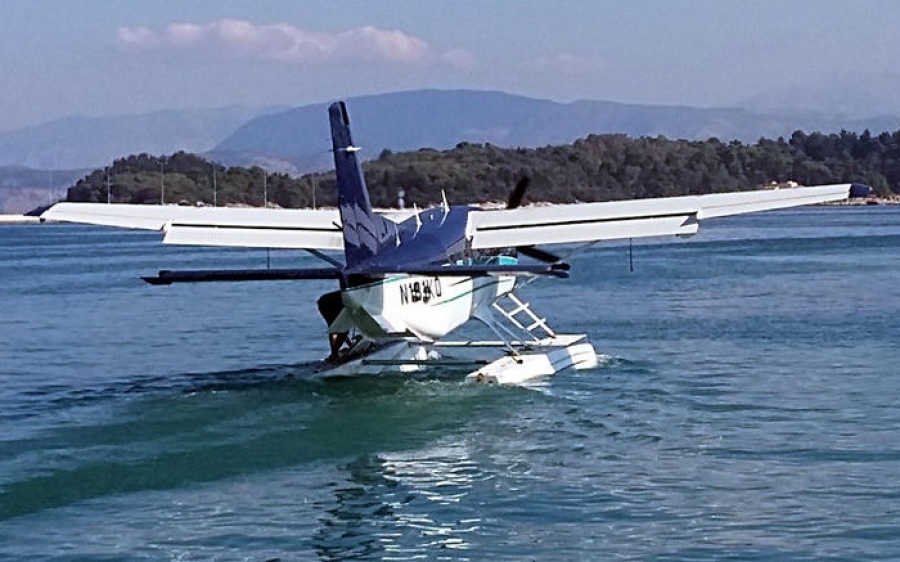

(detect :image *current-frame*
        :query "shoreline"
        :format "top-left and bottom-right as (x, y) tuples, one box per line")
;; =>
(830, 196), (899, 206)
(0, 215), (40, 224)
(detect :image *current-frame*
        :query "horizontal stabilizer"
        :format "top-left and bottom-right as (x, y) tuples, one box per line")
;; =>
(143, 267), (343, 285)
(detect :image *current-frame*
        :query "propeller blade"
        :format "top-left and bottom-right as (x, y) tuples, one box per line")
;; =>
(518, 245), (564, 265)
(504, 177), (566, 267)
(506, 177), (530, 209)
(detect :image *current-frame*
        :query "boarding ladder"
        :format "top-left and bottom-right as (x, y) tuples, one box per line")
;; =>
(491, 292), (556, 342)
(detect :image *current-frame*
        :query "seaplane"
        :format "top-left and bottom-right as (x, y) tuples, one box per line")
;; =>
(42, 101), (866, 384)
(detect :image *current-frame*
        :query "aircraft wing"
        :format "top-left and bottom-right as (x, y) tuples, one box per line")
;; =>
(467, 183), (854, 249)
(41, 202), (344, 250)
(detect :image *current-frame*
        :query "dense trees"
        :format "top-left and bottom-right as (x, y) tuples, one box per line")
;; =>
(67, 151), (320, 208)
(66, 129), (900, 208)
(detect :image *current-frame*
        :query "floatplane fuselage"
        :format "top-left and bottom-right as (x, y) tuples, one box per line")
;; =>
(338, 271), (516, 342)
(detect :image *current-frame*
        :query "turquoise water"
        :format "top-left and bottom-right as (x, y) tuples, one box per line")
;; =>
(2, 207), (899, 560)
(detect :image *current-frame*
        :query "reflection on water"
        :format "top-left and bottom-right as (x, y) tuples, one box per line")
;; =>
(315, 442), (485, 559)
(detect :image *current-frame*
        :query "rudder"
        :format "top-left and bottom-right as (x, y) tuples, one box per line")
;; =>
(329, 101), (394, 268)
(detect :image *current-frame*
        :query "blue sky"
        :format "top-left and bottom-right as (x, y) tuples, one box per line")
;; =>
(1, 0), (898, 132)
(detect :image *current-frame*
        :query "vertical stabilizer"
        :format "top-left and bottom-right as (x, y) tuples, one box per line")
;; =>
(329, 102), (394, 268)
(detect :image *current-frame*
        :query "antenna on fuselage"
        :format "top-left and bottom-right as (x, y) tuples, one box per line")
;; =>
(413, 203), (422, 236)
(440, 190), (449, 225)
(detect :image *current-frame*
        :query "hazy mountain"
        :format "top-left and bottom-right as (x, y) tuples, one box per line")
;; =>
(0, 106), (276, 170)
(739, 72), (900, 119)
(2, 89), (898, 175)
(0, 165), (88, 214)
(209, 89), (900, 170)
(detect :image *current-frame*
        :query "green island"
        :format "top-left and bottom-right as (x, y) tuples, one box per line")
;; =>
(66, 129), (900, 208)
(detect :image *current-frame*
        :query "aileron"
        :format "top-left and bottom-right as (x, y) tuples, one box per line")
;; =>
(468, 183), (851, 249)
(42, 202), (344, 251)
(694, 183), (851, 219)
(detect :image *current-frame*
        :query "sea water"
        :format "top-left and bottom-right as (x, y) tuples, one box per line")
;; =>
(1, 207), (899, 560)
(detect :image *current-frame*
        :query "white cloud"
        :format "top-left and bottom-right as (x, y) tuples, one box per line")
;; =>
(116, 26), (156, 47)
(441, 48), (477, 69)
(534, 53), (597, 76)
(166, 23), (205, 46)
(116, 19), (474, 67)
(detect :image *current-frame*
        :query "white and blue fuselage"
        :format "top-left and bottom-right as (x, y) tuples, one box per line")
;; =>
(338, 270), (517, 341)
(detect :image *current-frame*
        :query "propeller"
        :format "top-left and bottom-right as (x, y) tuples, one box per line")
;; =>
(506, 177), (530, 210)
(518, 245), (564, 265)
(505, 177), (564, 265)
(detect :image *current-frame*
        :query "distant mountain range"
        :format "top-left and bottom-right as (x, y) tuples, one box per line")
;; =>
(0, 165), (88, 215)
(209, 90), (900, 171)
(2, 88), (900, 213)
(738, 72), (900, 119)
(0, 105), (274, 170)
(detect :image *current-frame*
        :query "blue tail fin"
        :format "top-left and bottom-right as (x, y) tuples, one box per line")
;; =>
(329, 101), (395, 269)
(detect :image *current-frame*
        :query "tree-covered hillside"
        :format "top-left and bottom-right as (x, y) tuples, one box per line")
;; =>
(66, 129), (900, 208)
(66, 152), (319, 208)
